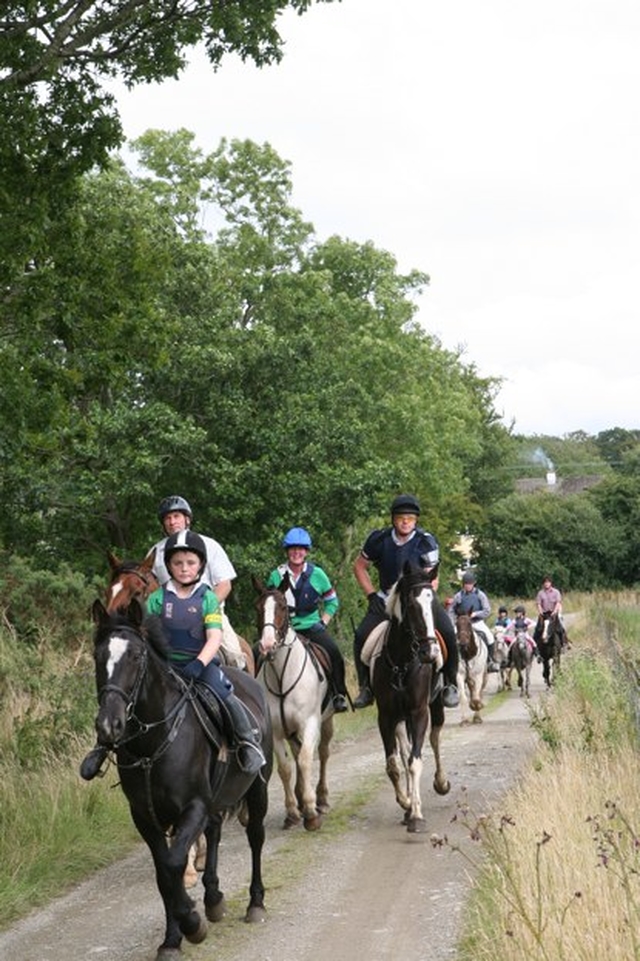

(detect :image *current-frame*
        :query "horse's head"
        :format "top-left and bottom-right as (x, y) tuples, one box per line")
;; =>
(105, 550), (158, 614)
(91, 597), (165, 748)
(252, 576), (292, 656)
(387, 562), (437, 661)
(455, 614), (479, 661)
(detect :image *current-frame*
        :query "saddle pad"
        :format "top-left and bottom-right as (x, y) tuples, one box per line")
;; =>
(361, 621), (389, 666)
(362, 623), (446, 670)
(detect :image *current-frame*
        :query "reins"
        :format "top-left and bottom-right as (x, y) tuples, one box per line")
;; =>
(258, 594), (324, 739)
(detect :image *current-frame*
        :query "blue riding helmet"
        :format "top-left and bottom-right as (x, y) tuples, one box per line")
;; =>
(282, 527), (312, 549)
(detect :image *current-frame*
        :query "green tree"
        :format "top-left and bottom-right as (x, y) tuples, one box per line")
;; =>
(0, 1), (337, 289)
(476, 490), (626, 595)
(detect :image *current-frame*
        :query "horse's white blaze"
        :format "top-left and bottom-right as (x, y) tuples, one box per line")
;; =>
(415, 586), (435, 637)
(106, 635), (130, 678)
(259, 595), (278, 652)
(109, 581), (124, 603)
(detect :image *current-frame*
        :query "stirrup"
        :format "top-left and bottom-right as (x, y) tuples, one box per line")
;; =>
(237, 740), (266, 775)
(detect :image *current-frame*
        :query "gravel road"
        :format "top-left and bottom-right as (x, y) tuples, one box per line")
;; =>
(0, 664), (547, 961)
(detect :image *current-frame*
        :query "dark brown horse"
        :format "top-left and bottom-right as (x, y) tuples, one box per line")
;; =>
(371, 563), (450, 833)
(90, 599), (272, 961)
(536, 612), (563, 688)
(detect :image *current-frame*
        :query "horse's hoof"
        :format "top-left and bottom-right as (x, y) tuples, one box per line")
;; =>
(283, 813), (301, 829)
(317, 800), (330, 814)
(434, 778), (451, 797)
(303, 813), (323, 831)
(406, 817), (428, 834)
(245, 904), (267, 924)
(184, 913), (208, 944)
(156, 949), (182, 961)
(471, 714), (483, 724)
(205, 895), (227, 923)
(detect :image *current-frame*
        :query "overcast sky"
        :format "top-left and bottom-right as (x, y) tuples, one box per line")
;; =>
(111, 0), (640, 438)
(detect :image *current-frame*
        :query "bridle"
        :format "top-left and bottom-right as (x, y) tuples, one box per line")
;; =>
(95, 627), (194, 834)
(385, 579), (437, 690)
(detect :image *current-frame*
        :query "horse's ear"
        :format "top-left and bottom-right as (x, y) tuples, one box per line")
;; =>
(92, 598), (108, 625)
(126, 597), (145, 627)
(252, 575), (266, 594)
(140, 548), (156, 573)
(107, 551), (120, 572)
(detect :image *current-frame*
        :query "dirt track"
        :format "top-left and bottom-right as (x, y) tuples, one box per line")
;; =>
(0, 665), (548, 961)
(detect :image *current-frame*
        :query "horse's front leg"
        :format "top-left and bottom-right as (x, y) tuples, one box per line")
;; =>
(294, 720), (323, 830)
(202, 813), (225, 923)
(130, 806), (207, 960)
(274, 733), (300, 829)
(429, 712), (451, 795)
(381, 719), (412, 815)
(315, 715), (334, 814)
(404, 709), (428, 832)
(243, 775), (269, 923)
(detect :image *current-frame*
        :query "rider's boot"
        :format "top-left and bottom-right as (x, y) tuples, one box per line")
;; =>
(224, 695), (266, 775)
(486, 642), (500, 673)
(79, 744), (108, 781)
(442, 667), (460, 709)
(353, 677), (374, 709)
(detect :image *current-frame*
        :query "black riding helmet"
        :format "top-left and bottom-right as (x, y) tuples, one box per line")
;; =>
(158, 495), (192, 521)
(164, 530), (207, 566)
(391, 493), (420, 516)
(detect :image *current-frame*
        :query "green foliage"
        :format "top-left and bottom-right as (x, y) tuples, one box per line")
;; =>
(0, 1), (335, 291)
(475, 490), (627, 595)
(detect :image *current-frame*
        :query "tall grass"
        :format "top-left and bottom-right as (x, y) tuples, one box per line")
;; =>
(454, 592), (640, 960)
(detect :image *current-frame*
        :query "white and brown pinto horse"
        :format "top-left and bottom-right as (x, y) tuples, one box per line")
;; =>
(455, 614), (489, 724)
(370, 563), (450, 833)
(253, 577), (333, 831)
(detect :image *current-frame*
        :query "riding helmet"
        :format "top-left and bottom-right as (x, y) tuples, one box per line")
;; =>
(390, 493), (420, 516)
(164, 530), (207, 564)
(514, 604), (526, 614)
(498, 606), (508, 614)
(461, 570), (477, 585)
(282, 527), (312, 549)
(158, 495), (192, 521)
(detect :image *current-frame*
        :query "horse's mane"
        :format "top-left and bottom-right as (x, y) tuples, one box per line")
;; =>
(386, 564), (432, 615)
(142, 614), (172, 660)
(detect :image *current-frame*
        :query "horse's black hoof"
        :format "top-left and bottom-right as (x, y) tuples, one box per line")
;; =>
(205, 895), (227, 923)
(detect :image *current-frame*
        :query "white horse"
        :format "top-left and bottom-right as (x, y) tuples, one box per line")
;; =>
(253, 578), (333, 831)
(455, 613), (489, 724)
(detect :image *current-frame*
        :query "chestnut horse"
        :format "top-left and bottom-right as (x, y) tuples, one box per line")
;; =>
(105, 551), (255, 675)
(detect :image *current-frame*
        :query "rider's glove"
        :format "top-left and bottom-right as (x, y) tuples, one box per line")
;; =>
(182, 658), (205, 681)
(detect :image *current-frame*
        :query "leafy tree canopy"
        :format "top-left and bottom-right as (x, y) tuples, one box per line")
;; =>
(0, 1), (337, 287)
